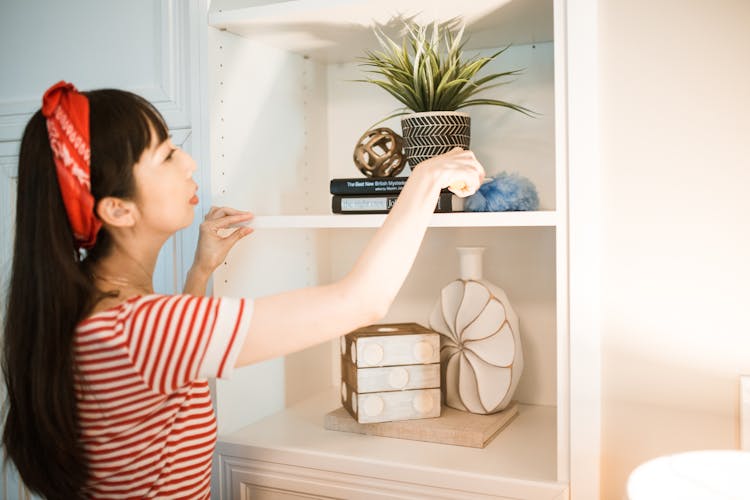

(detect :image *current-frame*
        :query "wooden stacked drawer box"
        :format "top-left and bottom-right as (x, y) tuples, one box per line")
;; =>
(339, 323), (441, 423)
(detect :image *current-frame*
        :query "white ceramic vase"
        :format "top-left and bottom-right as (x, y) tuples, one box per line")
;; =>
(428, 247), (523, 414)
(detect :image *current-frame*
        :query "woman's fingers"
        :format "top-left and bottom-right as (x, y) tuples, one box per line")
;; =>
(450, 176), (480, 197)
(435, 148), (484, 197)
(203, 212), (254, 231)
(204, 206), (250, 221)
(231, 226), (254, 242)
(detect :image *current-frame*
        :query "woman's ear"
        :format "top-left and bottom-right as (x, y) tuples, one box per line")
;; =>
(96, 197), (137, 228)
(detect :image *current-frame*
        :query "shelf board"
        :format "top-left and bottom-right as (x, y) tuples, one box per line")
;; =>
(209, 0), (554, 63)
(217, 389), (566, 498)
(244, 210), (557, 229)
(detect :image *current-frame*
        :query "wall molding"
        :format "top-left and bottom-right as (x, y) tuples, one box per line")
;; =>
(0, 153), (18, 280)
(140, 0), (192, 129)
(0, 0), (191, 142)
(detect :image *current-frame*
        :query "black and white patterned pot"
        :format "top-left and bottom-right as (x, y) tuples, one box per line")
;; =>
(401, 111), (471, 167)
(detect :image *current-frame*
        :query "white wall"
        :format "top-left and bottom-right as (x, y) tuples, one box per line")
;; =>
(599, 0), (750, 497)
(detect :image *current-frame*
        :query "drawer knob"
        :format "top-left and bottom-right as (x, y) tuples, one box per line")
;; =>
(413, 341), (434, 363)
(363, 395), (384, 416)
(363, 343), (384, 366)
(413, 392), (435, 414)
(388, 367), (409, 389)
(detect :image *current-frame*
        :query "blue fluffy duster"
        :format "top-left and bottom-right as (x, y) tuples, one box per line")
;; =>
(464, 172), (539, 212)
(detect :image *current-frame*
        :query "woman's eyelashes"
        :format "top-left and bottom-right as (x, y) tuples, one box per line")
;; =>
(164, 148), (177, 162)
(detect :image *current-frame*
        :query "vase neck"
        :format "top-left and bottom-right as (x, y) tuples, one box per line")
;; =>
(457, 246), (485, 281)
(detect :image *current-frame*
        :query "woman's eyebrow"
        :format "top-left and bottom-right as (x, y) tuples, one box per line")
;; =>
(155, 140), (173, 158)
(160, 134), (173, 147)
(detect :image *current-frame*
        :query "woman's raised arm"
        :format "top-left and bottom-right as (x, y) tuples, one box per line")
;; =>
(236, 148), (484, 367)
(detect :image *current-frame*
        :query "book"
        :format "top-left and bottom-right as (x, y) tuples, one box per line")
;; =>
(330, 177), (409, 195)
(330, 177), (452, 195)
(332, 191), (453, 214)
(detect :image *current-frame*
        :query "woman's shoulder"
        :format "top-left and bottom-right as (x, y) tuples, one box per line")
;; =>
(79, 293), (220, 326)
(78, 293), (249, 333)
(79, 294), (159, 326)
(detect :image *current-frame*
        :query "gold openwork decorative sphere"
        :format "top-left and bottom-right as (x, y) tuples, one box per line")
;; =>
(353, 127), (405, 178)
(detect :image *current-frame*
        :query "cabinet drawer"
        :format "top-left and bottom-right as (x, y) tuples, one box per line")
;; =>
(218, 455), (523, 500)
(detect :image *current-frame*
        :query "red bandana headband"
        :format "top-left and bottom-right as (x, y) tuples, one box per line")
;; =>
(41, 81), (101, 249)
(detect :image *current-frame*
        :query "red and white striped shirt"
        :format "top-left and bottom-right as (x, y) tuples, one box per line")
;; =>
(74, 294), (252, 499)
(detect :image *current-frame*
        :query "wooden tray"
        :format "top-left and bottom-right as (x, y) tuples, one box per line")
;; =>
(324, 401), (518, 448)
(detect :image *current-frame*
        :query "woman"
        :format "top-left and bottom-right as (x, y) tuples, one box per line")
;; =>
(2, 82), (483, 499)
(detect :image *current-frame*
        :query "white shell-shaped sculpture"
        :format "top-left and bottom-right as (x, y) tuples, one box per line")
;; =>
(429, 247), (523, 414)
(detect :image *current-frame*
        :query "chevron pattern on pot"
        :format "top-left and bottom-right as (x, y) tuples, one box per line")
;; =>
(401, 112), (471, 167)
(401, 125), (470, 136)
(404, 134), (470, 146)
(401, 114), (471, 126)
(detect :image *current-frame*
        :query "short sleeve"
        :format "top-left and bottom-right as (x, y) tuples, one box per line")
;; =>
(123, 294), (253, 394)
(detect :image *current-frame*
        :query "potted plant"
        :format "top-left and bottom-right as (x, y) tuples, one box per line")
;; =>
(358, 19), (534, 167)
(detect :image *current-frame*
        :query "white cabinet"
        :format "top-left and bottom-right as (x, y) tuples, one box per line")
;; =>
(204, 0), (597, 498)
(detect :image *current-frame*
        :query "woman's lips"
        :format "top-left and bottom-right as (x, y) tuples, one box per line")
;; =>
(189, 194), (199, 205)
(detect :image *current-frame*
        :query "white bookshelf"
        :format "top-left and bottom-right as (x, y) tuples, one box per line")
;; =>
(206, 0), (575, 498)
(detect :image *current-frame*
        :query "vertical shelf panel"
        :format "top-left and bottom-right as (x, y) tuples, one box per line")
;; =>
(553, 0), (571, 482)
(210, 26), (333, 432)
(209, 28), (330, 217)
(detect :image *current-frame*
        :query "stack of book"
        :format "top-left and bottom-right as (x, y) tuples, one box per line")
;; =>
(330, 177), (453, 214)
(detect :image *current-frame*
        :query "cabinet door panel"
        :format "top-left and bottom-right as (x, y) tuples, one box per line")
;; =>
(222, 456), (518, 500)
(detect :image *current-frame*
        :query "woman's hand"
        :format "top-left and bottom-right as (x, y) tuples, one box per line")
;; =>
(184, 206), (254, 295)
(415, 147), (486, 197)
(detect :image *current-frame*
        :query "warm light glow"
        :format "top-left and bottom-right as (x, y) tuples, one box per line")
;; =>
(627, 451), (750, 499)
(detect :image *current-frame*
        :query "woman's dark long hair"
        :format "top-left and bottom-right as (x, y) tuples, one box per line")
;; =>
(2, 89), (168, 499)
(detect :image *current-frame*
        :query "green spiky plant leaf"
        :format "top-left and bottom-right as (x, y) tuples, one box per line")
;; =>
(357, 19), (535, 122)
